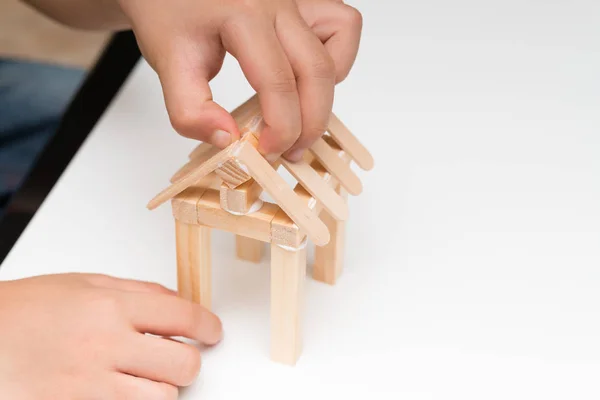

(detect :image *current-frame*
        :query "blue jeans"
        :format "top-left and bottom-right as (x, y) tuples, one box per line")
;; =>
(0, 58), (85, 207)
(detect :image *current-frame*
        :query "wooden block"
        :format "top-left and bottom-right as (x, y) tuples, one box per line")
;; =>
(196, 190), (279, 242)
(328, 113), (374, 171)
(214, 158), (253, 188)
(175, 221), (212, 309)
(213, 132), (260, 188)
(309, 137), (362, 196)
(313, 185), (347, 285)
(236, 142), (330, 247)
(271, 210), (305, 248)
(172, 186), (206, 224)
(281, 158), (349, 221)
(270, 244), (306, 365)
(220, 179), (264, 214)
(236, 236), (264, 263)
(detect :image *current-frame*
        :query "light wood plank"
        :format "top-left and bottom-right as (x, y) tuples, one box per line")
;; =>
(188, 142), (213, 160)
(270, 244), (306, 365)
(172, 186), (206, 224)
(147, 142), (238, 210)
(175, 221), (212, 309)
(236, 236), (264, 263)
(271, 149), (351, 247)
(309, 137), (362, 196)
(281, 158), (349, 221)
(328, 113), (374, 171)
(196, 190), (279, 242)
(173, 147), (221, 183)
(236, 142), (330, 247)
(313, 185), (347, 285)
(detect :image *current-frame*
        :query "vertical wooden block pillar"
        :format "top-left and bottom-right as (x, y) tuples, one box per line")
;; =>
(236, 235), (264, 263)
(270, 243), (306, 365)
(175, 220), (212, 310)
(313, 187), (347, 285)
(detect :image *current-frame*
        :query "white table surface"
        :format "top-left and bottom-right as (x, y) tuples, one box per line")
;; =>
(2, 0), (600, 398)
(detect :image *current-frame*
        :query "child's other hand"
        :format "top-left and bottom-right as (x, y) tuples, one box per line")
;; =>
(0, 273), (222, 400)
(118, 0), (362, 161)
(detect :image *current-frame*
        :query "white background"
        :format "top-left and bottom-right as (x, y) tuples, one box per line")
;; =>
(2, 0), (600, 398)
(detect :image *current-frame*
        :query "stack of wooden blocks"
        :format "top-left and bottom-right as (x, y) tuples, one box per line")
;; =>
(148, 95), (373, 365)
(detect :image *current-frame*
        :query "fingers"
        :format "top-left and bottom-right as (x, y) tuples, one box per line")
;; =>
(85, 274), (177, 296)
(300, 2), (363, 83)
(116, 334), (201, 387)
(220, 12), (301, 157)
(275, 8), (335, 161)
(113, 372), (178, 400)
(158, 37), (240, 148)
(120, 291), (223, 345)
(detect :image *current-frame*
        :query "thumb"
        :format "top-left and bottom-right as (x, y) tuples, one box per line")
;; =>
(157, 41), (240, 148)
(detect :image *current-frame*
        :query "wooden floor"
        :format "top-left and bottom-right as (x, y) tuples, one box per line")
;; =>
(0, 1), (109, 68)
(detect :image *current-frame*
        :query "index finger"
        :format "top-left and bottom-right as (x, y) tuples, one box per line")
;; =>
(121, 291), (223, 345)
(220, 14), (302, 157)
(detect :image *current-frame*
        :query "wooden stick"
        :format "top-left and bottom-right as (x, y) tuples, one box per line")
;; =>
(328, 113), (374, 171)
(309, 137), (362, 196)
(236, 236), (264, 263)
(173, 146), (221, 183)
(270, 244), (306, 365)
(235, 141), (330, 247)
(271, 149), (351, 248)
(147, 141), (238, 210)
(175, 221), (212, 309)
(188, 142), (213, 160)
(280, 158), (349, 221)
(313, 185), (347, 285)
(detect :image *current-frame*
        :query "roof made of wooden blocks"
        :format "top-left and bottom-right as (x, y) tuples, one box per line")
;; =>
(148, 95), (374, 247)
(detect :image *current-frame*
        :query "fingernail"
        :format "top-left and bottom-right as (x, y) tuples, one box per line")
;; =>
(210, 130), (231, 149)
(285, 148), (305, 162)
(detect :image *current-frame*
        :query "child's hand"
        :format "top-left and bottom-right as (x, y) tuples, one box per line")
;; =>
(0, 273), (222, 399)
(118, 0), (362, 161)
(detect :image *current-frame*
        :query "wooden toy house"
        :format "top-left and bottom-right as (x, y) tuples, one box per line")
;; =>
(148, 95), (373, 365)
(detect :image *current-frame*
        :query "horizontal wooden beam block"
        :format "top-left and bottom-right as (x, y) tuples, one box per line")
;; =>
(196, 190), (280, 242)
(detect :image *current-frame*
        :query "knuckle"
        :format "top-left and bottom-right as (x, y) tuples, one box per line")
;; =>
(89, 292), (121, 315)
(342, 5), (363, 28)
(169, 109), (201, 138)
(309, 54), (336, 81)
(265, 69), (297, 93)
